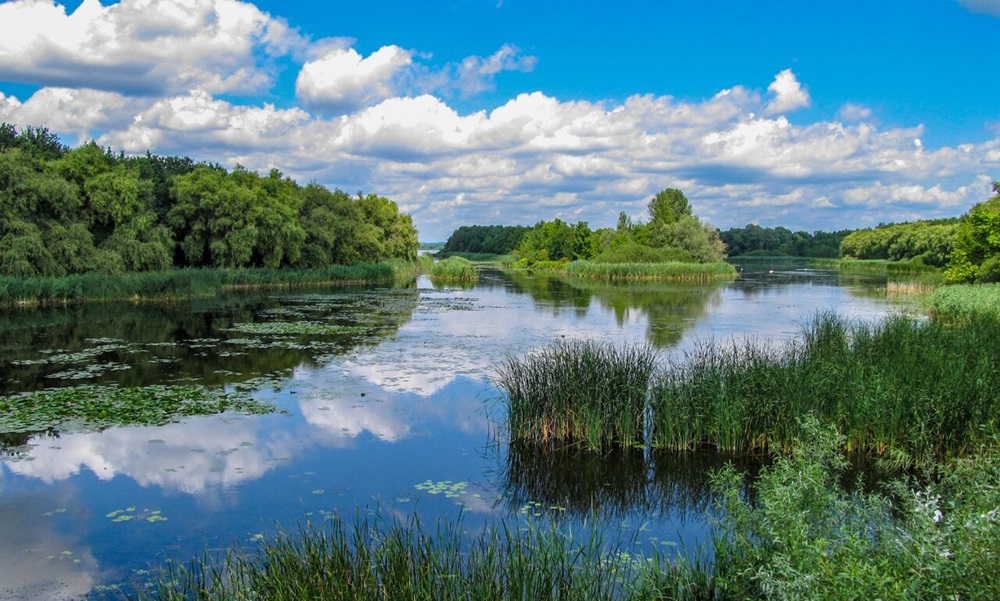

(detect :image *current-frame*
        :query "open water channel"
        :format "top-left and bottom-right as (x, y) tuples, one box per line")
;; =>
(0, 263), (911, 599)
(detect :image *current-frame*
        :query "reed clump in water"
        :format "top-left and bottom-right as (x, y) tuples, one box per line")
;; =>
(652, 311), (1000, 462)
(429, 256), (479, 283)
(495, 340), (657, 451)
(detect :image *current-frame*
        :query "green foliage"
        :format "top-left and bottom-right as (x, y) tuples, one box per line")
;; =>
(495, 340), (658, 450)
(565, 260), (736, 282)
(945, 182), (1000, 283)
(513, 218), (593, 263)
(430, 256), (479, 282)
(0, 122), (419, 280)
(442, 224), (531, 255)
(930, 283), (1000, 321)
(592, 241), (693, 264)
(708, 418), (1000, 600)
(648, 188), (692, 225)
(0, 264), (401, 306)
(840, 219), (958, 266)
(651, 312), (1000, 460)
(721, 224), (850, 259)
(0, 384), (274, 434)
(136, 512), (663, 601)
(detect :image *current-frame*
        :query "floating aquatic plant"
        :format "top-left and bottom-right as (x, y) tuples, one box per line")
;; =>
(0, 384), (275, 434)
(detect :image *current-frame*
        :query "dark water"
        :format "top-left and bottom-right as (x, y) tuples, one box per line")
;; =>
(0, 265), (907, 599)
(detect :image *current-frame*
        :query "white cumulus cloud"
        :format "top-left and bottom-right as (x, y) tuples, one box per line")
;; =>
(296, 45), (414, 114)
(0, 0), (302, 95)
(763, 69), (811, 116)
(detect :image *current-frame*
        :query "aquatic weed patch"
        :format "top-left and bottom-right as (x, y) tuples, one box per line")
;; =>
(0, 385), (275, 434)
(228, 321), (369, 336)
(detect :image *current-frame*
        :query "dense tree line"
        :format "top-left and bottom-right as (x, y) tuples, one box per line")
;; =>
(505, 188), (726, 265)
(839, 219), (958, 267)
(441, 224), (530, 255)
(0, 123), (417, 277)
(720, 224), (850, 258)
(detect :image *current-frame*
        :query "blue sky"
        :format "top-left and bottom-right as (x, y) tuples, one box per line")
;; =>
(1, 0), (998, 240)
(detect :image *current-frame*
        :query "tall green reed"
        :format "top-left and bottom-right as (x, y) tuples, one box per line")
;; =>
(495, 340), (658, 451)
(134, 512), (654, 601)
(651, 311), (1000, 462)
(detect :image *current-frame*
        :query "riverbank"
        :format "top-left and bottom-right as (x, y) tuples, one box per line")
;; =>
(0, 261), (418, 307)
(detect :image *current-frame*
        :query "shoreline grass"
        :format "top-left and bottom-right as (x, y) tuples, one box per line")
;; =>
(929, 283), (1000, 321)
(0, 262), (416, 307)
(132, 512), (656, 601)
(500, 260), (737, 282)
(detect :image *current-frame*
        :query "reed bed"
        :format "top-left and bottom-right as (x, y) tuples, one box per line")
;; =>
(134, 512), (656, 601)
(495, 340), (657, 451)
(930, 283), (1000, 321)
(0, 263), (410, 306)
(652, 312), (1000, 461)
(429, 256), (479, 283)
(564, 260), (736, 282)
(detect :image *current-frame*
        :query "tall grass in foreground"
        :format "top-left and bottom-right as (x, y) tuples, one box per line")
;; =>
(564, 260), (736, 282)
(930, 283), (1000, 321)
(652, 312), (1000, 462)
(495, 340), (657, 450)
(135, 513), (662, 601)
(429, 256), (479, 283)
(0, 263), (412, 306)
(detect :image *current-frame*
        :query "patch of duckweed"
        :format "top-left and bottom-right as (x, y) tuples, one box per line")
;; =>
(229, 321), (368, 336)
(0, 384), (275, 434)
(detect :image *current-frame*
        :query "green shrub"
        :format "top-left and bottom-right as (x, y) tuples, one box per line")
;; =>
(430, 256), (478, 282)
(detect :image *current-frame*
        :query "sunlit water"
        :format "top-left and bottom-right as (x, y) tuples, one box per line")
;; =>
(0, 264), (909, 599)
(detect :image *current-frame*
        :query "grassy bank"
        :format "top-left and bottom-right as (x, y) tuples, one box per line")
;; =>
(501, 260), (736, 282)
(0, 262), (415, 307)
(930, 283), (1000, 321)
(496, 312), (1000, 462)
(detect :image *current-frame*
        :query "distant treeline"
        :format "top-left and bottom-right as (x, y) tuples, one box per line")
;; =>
(719, 224), (851, 258)
(0, 123), (418, 278)
(441, 224), (530, 255)
(443, 189), (727, 266)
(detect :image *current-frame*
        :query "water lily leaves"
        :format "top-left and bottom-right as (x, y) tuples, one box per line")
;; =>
(414, 480), (469, 499)
(0, 384), (275, 434)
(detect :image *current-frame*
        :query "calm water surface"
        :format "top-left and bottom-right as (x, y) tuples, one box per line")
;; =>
(0, 264), (909, 599)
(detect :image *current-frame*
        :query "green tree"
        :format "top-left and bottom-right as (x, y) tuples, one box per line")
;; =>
(648, 188), (692, 225)
(946, 182), (1000, 283)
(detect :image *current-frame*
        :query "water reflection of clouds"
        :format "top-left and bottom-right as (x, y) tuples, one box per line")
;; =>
(292, 362), (492, 445)
(4, 418), (301, 495)
(0, 494), (99, 601)
(336, 279), (651, 399)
